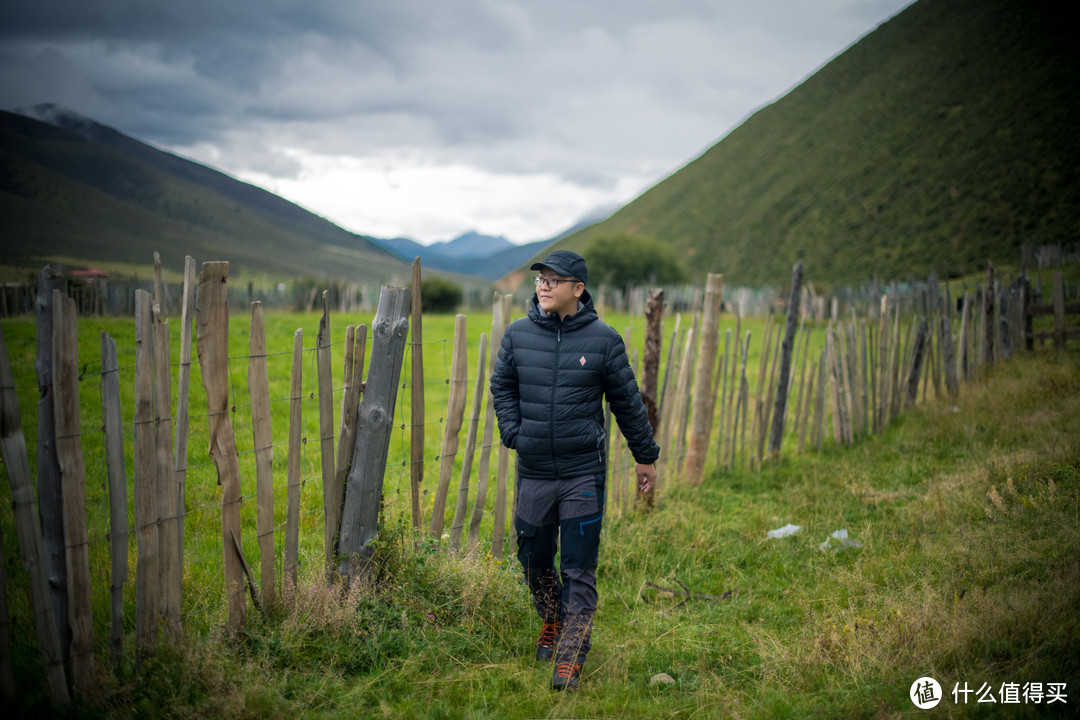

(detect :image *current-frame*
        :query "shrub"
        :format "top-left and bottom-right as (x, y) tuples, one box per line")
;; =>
(420, 277), (463, 313)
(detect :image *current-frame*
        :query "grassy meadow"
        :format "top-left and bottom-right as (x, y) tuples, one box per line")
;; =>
(1, 301), (1078, 717)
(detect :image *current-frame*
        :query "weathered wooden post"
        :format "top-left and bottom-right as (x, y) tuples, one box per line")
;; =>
(685, 274), (723, 485)
(768, 263), (802, 457)
(714, 329), (732, 473)
(249, 302), (275, 610)
(0, 326), (70, 705)
(984, 262), (995, 367)
(906, 319), (930, 406)
(640, 289), (663, 504)
(100, 332), (128, 668)
(174, 256), (196, 572)
(751, 315), (774, 466)
(491, 295), (514, 559)
(641, 289), (664, 435)
(0, 531), (14, 703)
(429, 315), (468, 539)
(450, 335), (488, 552)
(1052, 271), (1066, 351)
(196, 262), (247, 635)
(134, 291), (160, 654)
(34, 266), (69, 663)
(730, 331), (751, 468)
(52, 292), (94, 693)
(153, 303), (182, 637)
(410, 257), (425, 530)
(468, 294), (506, 555)
(333, 324), (367, 554)
(317, 292), (337, 575)
(337, 286), (412, 578)
(284, 329), (303, 601)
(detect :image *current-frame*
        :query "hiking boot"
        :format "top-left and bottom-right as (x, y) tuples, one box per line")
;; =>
(535, 622), (560, 661)
(550, 661), (583, 691)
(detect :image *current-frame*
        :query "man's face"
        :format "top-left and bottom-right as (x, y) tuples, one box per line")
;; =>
(535, 268), (584, 318)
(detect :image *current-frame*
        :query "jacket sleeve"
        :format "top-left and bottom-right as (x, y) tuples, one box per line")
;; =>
(489, 329), (521, 449)
(603, 336), (661, 465)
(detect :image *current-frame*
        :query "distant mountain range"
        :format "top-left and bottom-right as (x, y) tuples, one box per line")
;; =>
(371, 209), (614, 281)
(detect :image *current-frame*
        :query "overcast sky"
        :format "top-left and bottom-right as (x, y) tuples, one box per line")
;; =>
(1, 0), (913, 245)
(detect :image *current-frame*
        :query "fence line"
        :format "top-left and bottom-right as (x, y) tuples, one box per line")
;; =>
(1, 256), (1077, 703)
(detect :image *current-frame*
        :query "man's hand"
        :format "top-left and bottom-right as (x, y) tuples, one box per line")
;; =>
(635, 463), (656, 494)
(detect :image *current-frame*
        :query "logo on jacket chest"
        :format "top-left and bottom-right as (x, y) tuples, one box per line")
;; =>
(579, 356), (586, 366)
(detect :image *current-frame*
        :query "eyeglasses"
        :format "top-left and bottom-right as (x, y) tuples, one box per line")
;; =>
(534, 275), (578, 289)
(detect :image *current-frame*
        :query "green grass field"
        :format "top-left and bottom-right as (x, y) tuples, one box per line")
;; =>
(2, 304), (1078, 718)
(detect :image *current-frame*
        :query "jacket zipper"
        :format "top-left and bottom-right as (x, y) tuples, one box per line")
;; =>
(550, 323), (561, 476)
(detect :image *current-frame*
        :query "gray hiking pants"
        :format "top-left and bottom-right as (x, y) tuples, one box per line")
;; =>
(515, 473), (605, 665)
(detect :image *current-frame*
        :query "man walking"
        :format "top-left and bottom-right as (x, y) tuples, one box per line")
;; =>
(490, 249), (660, 691)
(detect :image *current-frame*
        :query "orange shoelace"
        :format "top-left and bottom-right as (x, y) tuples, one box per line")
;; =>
(554, 662), (581, 679)
(538, 622), (560, 648)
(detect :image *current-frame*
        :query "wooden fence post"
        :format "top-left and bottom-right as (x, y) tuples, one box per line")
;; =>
(337, 286), (412, 577)
(491, 295), (514, 559)
(133, 290), (160, 654)
(152, 303), (182, 638)
(0, 326), (70, 705)
(410, 257), (425, 530)
(468, 294), (506, 555)
(333, 325), (367, 558)
(317, 292), (337, 575)
(984, 262), (995, 367)
(100, 332), (128, 669)
(34, 266), (69, 663)
(430, 315), (468, 539)
(174, 255), (196, 566)
(153, 251), (163, 311)
(641, 289), (664, 436)
(685, 273), (723, 484)
(1052, 271), (1066, 351)
(906, 319), (930, 406)
(671, 321), (697, 477)
(875, 296), (889, 433)
(52, 292), (95, 693)
(957, 293), (970, 380)
(249, 302), (275, 611)
(730, 331), (751, 468)
(768, 263), (802, 456)
(0, 531), (15, 703)
(195, 262), (247, 635)
(450, 334), (488, 552)
(714, 328), (732, 473)
(284, 329), (303, 601)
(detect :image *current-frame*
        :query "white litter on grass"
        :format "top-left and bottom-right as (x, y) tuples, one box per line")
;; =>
(767, 523), (801, 539)
(818, 528), (863, 552)
(650, 672), (676, 687)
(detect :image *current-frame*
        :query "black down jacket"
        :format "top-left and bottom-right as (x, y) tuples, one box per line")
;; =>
(489, 290), (660, 480)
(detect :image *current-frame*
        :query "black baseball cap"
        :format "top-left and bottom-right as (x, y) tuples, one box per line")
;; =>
(530, 249), (588, 285)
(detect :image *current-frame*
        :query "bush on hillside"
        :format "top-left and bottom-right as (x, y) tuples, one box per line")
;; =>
(584, 233), (686, 288)
(420, 277), (463, 313)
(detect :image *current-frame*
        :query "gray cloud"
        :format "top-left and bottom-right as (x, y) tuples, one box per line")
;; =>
(0, 0), (914, 240)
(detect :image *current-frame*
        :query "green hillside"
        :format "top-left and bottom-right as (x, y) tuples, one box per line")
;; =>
(553, 0), (1080, 289)
(0, 108), (410, 283)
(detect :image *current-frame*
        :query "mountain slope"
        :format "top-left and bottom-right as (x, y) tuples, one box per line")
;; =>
(547, 0), (1080, 288)
(0, 105), (409, 282)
